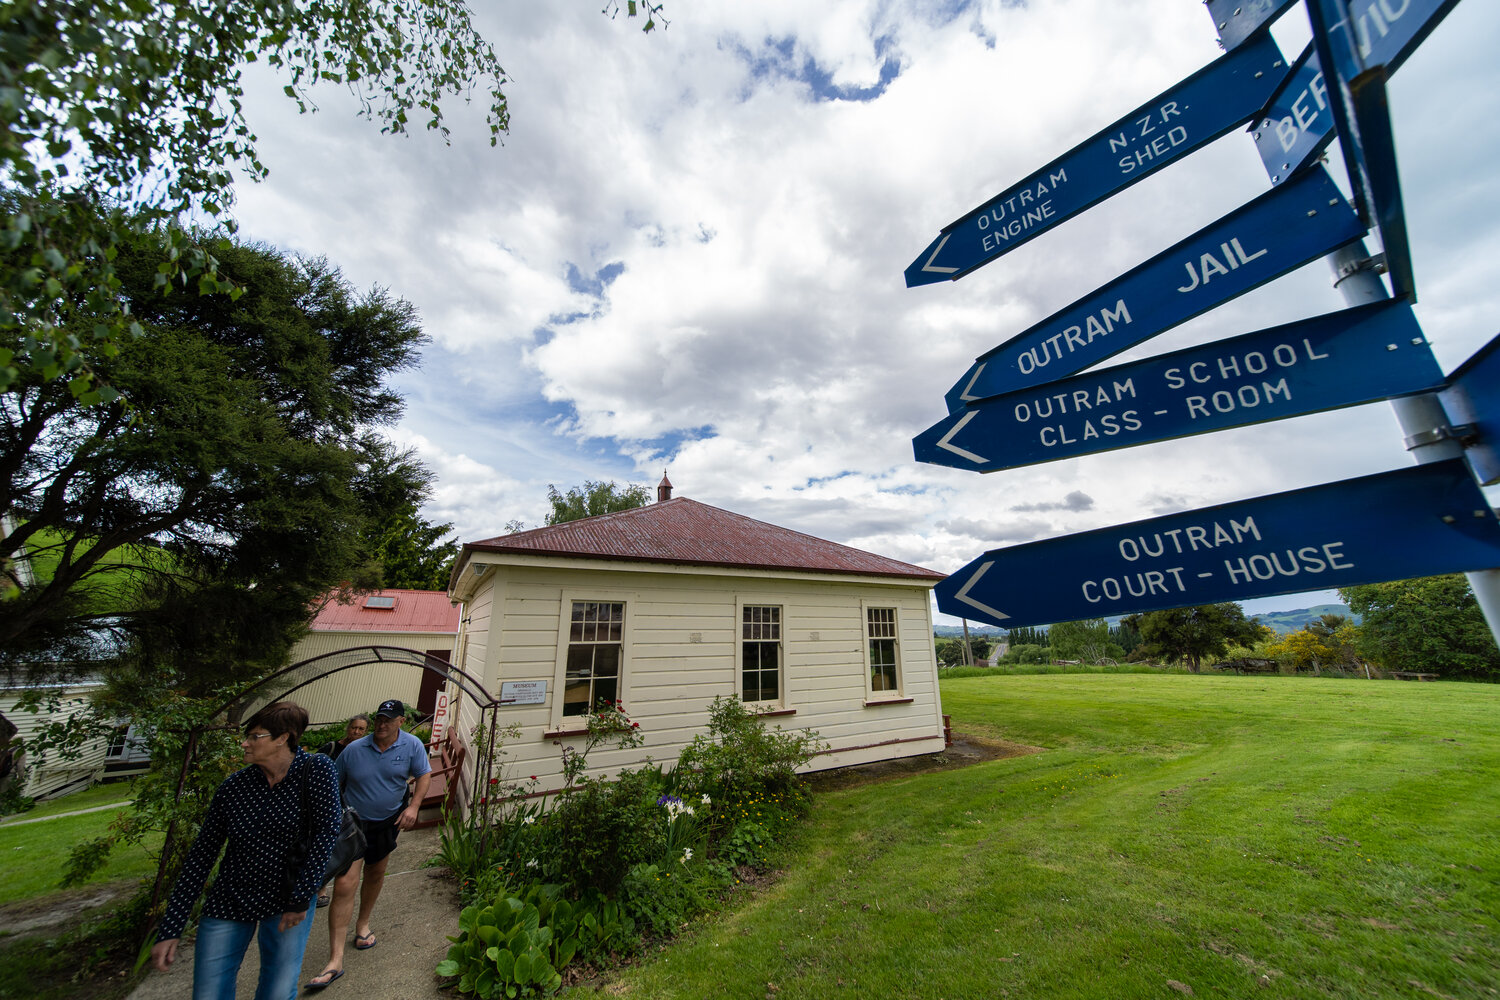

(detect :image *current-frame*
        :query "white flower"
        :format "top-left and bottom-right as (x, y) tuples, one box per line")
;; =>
(700, 794), (712, 806)
(526, 858), (538, 868)
(680, 848), (693, 864)
(683, 805), (695, 816)
(522, 816), (535, 825)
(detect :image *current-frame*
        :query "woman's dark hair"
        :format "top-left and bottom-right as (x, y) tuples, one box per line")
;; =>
(244, 702), (309, 748)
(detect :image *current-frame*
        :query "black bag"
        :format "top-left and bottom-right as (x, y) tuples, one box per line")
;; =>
(282, 758), (365, 908)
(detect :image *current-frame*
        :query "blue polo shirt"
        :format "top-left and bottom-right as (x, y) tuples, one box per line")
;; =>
(334, 728), (431, 822)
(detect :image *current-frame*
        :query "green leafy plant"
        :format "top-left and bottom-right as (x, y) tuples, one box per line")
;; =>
(436, 897), (563, 998)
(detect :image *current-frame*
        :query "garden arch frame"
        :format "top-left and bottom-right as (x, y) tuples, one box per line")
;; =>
(152, 645), (510, 915)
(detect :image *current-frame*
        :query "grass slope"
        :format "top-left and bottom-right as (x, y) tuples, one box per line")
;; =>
(0, 782), (154, 908)
(606, 674), (1498, 999)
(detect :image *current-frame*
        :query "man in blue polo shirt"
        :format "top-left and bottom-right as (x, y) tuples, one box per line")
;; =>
(306, 699), (431, 991)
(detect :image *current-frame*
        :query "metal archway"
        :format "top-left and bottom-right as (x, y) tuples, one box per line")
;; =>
(150, 646), (510, 920)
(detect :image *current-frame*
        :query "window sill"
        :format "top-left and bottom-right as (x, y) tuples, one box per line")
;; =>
(863, 697), (914, 707)
(751, 707), (796, 718)
(542, 727), (589, 739)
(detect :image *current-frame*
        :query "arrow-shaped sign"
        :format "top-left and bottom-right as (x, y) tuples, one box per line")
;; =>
(1251, 0), (1463, 187)
(936, 459), (1500, 629)
(943, 167), (1364, 410)
(918, 299), (1443, 473)
(1207, 0), (1299, 52)
(1440, 332), (1500, 487)
(904, 33), (1291, 287)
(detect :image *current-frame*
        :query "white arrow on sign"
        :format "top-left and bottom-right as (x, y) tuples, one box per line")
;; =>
(953, 560), (1008, 621)
(920, 233), (959, 275)
(936, 410), (988, 464)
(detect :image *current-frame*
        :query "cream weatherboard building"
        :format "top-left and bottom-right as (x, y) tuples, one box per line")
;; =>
(285, 588), (461, 725)
(444, 479), (948, 800)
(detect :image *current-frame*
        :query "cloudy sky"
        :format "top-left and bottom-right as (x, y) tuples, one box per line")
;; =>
(227, 0), (1499, 625)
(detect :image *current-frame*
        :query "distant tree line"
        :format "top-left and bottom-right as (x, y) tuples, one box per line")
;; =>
(946, 574), (1500, 679)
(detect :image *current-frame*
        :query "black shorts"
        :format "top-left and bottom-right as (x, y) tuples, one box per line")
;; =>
(359, 813), (401, 865)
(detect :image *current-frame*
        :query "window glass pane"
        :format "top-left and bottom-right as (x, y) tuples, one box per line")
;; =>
(566, 645), (594, 678)
(742, 675), (760, 703)
(562, 679), (591, 715)
(593, 674), (618, 708)
(594, 644), (620, 677)
(760, 670), (779, 701)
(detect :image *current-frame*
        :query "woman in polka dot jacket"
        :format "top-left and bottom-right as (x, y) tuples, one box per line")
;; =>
(151, 702), (341, 999)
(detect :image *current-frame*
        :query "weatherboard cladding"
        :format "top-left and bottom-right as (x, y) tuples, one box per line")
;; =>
(462, 497), (944, 582)
(309, 588), (461, 633)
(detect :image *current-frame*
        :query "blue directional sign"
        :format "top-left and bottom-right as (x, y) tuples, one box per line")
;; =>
(936, 459), (1500, 628)
(1207, 0), (1298, 51)
(904, 34), (1291, 287)
(917, 300), (1442, 473)
(1440, 332), (1500, 486)
(1252, 0), (1462, 187)
(943, 167), (1363, 410)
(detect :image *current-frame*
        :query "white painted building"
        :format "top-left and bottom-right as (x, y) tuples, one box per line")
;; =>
(443, 478), (947, 801)
(284, 589), (461, 725)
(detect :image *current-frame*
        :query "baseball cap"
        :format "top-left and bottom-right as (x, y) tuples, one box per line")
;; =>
(375, 699), (405, 719)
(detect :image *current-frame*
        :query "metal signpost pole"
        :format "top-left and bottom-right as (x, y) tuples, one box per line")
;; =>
(1327, 243), (1500, 647)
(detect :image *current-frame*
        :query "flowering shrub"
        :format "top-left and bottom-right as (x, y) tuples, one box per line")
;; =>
(437, 694), (823, 987)
(675, 695), (825, 837)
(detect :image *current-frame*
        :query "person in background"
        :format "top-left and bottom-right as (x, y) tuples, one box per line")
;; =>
(312, 714), (370, 907)
(306, 699), (430, 991)
(318, 715), (369, 761)
(151, 701), (341, 999)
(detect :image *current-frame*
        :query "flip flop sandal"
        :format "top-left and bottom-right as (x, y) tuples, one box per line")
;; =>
(354, 933), (377, 950)
(305, 969), (344, 990)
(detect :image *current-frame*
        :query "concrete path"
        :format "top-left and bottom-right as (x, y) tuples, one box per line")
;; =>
(128, 826), (460, 1000)
(0, 800), (131, 826)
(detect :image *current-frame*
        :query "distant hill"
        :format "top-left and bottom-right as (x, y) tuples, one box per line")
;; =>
(1248, 604), (1357, 634)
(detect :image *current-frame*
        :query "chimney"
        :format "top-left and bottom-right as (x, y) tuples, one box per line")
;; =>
(657, 471), (673, 502)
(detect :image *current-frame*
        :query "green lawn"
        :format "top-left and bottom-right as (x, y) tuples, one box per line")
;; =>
(0, 781), (156, 909)
(604, 674), (1500, 999)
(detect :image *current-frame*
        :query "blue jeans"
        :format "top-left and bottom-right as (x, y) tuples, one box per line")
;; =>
(191, 899), (317, 1000)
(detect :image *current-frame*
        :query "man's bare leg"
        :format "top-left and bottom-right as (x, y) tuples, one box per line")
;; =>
(353, 854), (391, 944)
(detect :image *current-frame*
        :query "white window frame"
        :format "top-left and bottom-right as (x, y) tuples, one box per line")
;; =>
(736, 599), (785, 709)
(861, 600), (905, 700)
(550, 590), (632, 730)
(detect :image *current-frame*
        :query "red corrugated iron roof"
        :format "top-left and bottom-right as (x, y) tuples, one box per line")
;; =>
(457, 497), (944, 584)
(310, 588), (460, 633)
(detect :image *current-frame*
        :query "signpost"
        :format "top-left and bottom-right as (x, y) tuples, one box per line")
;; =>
(903, 2), (1495, 639)
(903, 34), (1290, 287)
(936, 460), (1500, 629)
(942, 167), (1363, 410)
(916, 300), (1442, 473)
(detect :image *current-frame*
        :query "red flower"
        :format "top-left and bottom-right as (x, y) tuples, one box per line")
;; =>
(631, 722), (640, 728)
(479, 796), (488, 805)
(530, 775), (537, 781)
(489, 777), (499, 784)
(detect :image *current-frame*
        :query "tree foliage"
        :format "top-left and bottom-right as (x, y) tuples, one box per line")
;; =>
(0, 0), (661, 395)
(357, 439), (459, 592)
(545, 480), (651, 526)
(1123, 603), (1262, 672)
(1048, 618), (1113, 663)
(935, 636), (993, 668)
(1341, 575), (1500, 678)
(0, 228), (428, 690)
